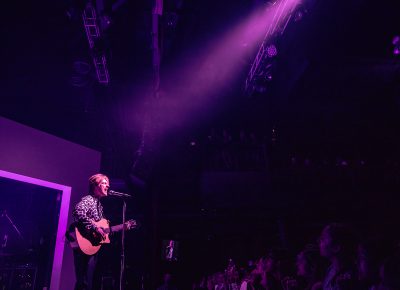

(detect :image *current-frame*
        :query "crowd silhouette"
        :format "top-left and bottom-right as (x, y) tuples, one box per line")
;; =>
(190, 223), (400, 290)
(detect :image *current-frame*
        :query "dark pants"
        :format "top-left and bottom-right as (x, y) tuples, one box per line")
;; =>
(73, 249), (98, 290)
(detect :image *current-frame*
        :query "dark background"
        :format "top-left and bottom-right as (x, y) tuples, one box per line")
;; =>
(0, 177), (61, 289)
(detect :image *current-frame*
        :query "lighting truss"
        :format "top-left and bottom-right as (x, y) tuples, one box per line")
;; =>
(82, 3), (110, 84)
(245, 0), (296, 95)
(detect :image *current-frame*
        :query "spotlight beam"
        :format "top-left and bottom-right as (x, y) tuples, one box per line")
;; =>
(129, 0), (302, 139)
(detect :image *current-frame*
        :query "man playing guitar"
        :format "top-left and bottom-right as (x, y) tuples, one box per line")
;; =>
(71, 173), (110, 290)
(69, 173), (136, 289)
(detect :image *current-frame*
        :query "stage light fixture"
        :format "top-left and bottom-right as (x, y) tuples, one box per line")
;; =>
(267, 44), (278, 57)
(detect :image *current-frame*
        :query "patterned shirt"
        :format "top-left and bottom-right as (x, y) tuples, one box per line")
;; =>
(73, 195), (105, 231)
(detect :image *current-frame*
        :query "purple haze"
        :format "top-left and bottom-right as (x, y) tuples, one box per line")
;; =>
(125, 0), (301, 136)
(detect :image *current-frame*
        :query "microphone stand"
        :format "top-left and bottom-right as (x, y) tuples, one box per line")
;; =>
(2, 210), (24, 240)
(108, 191), (132, 290)
(119, 199), (126, 290)
(0, 210), (26, 262)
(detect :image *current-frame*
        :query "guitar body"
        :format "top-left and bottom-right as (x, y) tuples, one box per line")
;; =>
(75, 219), (110, 255)
(68, 218), (136, 255)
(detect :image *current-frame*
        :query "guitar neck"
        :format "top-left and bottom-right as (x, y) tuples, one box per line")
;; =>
(110, 223), (125, 233)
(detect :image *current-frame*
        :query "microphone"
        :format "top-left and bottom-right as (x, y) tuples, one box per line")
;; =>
(108, 189), (132, 198)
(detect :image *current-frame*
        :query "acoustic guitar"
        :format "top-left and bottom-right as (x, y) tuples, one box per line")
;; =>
(68, 218), (137, 255)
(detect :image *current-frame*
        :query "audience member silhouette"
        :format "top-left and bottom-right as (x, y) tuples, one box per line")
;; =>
(319, 223), (359, 290)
